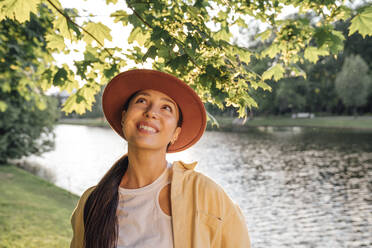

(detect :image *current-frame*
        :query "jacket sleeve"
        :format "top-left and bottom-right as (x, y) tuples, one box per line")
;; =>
(221, 202), (251, 248)
(70, 186), (96, 248)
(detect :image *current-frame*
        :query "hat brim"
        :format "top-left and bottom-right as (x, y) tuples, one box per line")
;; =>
(102, 69), (206, 153)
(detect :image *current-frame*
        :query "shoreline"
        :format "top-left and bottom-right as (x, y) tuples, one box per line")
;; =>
(58, 115), (372, 131)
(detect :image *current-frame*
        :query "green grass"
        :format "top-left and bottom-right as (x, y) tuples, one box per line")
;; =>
(209, 115), (372, 131)
(59, 118), (109, 127)
(0, 164), (79, 248)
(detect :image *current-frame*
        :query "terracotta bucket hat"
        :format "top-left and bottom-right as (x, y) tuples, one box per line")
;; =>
(102, 69), (207, 153)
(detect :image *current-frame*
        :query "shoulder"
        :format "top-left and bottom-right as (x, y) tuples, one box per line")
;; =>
(173, 160), (236, 216)
(174, 160), (226, 194)
(71, 186), (96, 220)
(190, 170), (225, 195)
(70, 186), (96, 248)
(80, 186), (96, 202)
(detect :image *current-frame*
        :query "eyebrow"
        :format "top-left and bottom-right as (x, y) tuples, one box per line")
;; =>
(136, 92), (177, 108)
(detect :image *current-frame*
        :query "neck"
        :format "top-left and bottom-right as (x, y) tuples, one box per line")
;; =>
(120, 146), (168, 189)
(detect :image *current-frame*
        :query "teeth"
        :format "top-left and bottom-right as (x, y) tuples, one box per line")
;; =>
(139, 125), (156, 132)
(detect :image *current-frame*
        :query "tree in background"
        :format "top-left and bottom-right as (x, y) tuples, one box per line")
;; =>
(250, 14), (372, 116)
(0, 0), (371, 118)
(335, 54), (371, 115)
(304, 56), (342, 114)
(0, 92), (58, 164)
(0, 8), (59, 163)
(338, 18), (372, 113)
(275, 78), (307, 114)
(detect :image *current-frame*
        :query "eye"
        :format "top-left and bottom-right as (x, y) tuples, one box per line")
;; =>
(135, 98), (147, 104)
(162, 105), (173, 112)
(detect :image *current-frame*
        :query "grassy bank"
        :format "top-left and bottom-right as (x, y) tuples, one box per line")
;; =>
(0, 164), (79, 248)
(59, 115), (372, 131)
(210, 116), (372, 130)
(59, 118), (109, 127)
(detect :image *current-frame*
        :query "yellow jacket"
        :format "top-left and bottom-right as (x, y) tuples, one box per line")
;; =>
(70, 160), (251, 248)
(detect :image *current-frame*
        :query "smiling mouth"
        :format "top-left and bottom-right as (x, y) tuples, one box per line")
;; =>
(138, 124), (158, 133)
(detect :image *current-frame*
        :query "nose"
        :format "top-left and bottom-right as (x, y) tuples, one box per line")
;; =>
(144, 105), (159, 119)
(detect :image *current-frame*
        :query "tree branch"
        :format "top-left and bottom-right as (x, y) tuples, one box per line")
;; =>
(127, 2), (201, 69)
(46, 0), (113, 57)
(129, 5), (153, 29)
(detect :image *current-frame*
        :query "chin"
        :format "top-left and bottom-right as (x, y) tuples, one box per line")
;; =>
(130, 141), (167, 151)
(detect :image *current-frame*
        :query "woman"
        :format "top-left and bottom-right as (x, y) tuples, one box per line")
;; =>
(70, 69), (251, 248)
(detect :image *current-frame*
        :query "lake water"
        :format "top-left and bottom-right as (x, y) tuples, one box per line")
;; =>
(16, 124), (372, 248)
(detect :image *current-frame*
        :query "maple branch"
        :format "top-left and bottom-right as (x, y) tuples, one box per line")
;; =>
(127, 2), (201, 69)
(46, 0), (113, 57)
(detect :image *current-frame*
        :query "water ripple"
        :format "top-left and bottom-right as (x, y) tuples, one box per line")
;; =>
(16, 125), (372, 248)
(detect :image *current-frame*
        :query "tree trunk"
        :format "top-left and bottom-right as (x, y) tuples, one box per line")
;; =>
(353, 107), (358, 119)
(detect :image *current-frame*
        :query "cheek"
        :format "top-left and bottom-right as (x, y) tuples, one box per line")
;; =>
(121, 112), (135, 139)
(121, 119), (128, 140)
(165, 117), (179, 133)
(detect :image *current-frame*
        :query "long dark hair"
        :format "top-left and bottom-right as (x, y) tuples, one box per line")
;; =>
(83, 156), (128, 248)
(83, 91), (183, 248)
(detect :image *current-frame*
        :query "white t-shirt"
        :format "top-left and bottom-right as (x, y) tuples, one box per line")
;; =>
(116, 163), (173, 248)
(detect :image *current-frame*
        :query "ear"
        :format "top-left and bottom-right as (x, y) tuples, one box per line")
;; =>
(171, 127), (181, 144)
(121, 110), (126, 125)
(121, 110), (128, 140)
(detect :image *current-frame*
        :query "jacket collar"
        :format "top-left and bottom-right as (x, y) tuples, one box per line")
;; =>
(170, 160), (197, 197)
(173, 160), (198, 170)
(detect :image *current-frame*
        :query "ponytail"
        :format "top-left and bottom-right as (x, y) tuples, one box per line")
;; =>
(83, 156), (128, 248)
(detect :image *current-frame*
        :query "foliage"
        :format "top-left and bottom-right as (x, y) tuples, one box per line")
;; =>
(61, 86), (105, 119)
(301, 56), (341, 113)
(0, 0), (372, 117)
(0, 7), (55, 112)
(335, 54), (371, 112)
(250, 17), (372, 116)
(0, 11), (59, 163)
(275, 78), (307, 113)
(0, 90), (58, 163)
(348, 5), (372, 38)
(339, 19), (372, 67)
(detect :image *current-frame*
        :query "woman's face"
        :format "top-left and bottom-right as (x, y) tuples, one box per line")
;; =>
(121, 89), (181, 152)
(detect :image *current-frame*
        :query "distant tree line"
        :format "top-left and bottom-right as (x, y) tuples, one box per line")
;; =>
(207, 18), (372, 117)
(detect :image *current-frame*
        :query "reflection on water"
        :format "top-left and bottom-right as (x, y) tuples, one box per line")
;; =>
(190, 129), (372, 248)
(18, 125), (372, 248)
